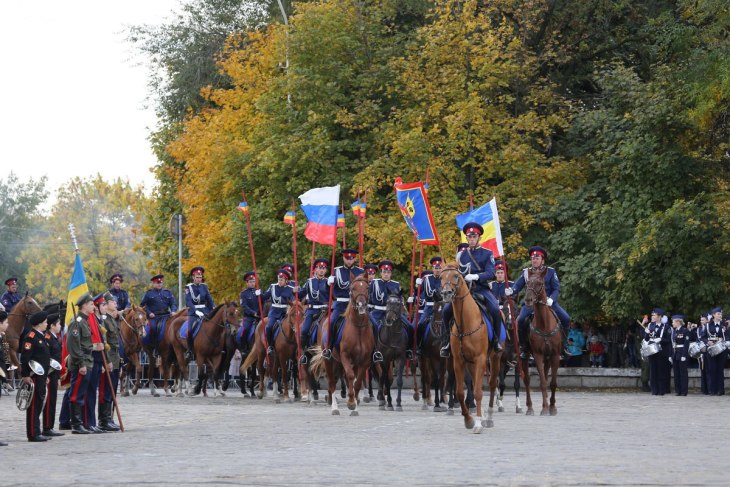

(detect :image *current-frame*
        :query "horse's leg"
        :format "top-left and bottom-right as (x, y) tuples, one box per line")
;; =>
(446, 361), (455, 415)
(549, 353), (559, 416)
(384, 361), (394, 411)
(411, 358), (420, 402)
(420, 359), (430, 410)
(395, 358), (405, 411)
(338, 355), (357, 411)
(133, 355), (142, 395)
(148, 352), (160, 397)
(453, 356), (474, 430)
(522, 357), (534, 415)
(533, 352), (549, 415)
(340, 376), (347, 399)
(469, 358), (485, 434)
(324, 360), (339, 415)
(514, 361), (523, 414)
(497, 360), (506, 412)
(485, 350), (501, 428)
(256, 354), (266, 399)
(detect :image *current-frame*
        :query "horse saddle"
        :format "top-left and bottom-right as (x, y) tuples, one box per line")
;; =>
(179, 319), (203, 340)
(143, 317), (167, 345)
(332, 315), (346, 348)
(471, 292), (490, 317)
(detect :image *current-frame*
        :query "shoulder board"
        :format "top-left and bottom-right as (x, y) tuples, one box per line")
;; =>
(44, 332), (50, 339)
(391, 280), (400, 285)
(28, 331), (35, 338)
(547, 266), (555, 271)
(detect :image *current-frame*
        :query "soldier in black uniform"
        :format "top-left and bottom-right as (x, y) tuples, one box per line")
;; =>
(671, 315), (689, 396)
(21, 311), (51, 442)
(42, 313), (64, 437)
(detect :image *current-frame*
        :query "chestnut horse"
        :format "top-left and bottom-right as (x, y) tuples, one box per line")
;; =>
(5, 294), (42, 367)
(310, 275), (374, 416)
(520, 267), (561, 416)
(419, 301), (448, 412)
(496, 301), (523, 414)
(439, 265), (503, 433)
(271, 301), (303, 403)
(117, 305), (148, 396)
(140, 309), (185, 397)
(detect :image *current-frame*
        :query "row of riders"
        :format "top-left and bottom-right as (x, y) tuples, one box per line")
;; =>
(1, 222), (573, 433)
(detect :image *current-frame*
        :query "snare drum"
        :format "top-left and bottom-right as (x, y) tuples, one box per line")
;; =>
(641, 340), (662, 359)
(688, 341), (706, 359)
(708, 341), (725, 357)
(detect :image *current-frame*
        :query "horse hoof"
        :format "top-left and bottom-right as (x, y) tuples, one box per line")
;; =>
(498, 406), (504, 412)
(153, 392), (160, 398)
(256, 392), (263, 399)
(165, 392), (172, 397)
(427, 400), (434, 407)
(275, 398), (281, 404)
(447, 408), (454, 416)
(433, 406), (444, 413)
(526, 409), (534, 416)
(386, 405), (394, 411)
(122, 391), (130, 397)
(516, 407), (523, 414)
(347, 402), (356, 411)
(332, 410), (340, 416)
(413, 393), (420, 402)
(362, 396), (371, 403)
(379, 405), (385, 411)
(540, 410), (549, 416)
(350, 410), (359, 416)
(132, 389), (138, 395)
(176, 392), (184, 398)
(469, 407), (476, 415)
(486, 419), (494, 428)
(550, 408), (558, 416)
(472, 425), (483, 434)
(421, 404), (429, 411)
(395, 406), (403, 412)
(465, 417), (475, 429)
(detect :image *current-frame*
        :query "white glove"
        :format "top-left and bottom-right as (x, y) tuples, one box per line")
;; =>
(407, 296), (414, 304)
(415, 278), (423, 286)
(195, 310), (204, 318)
(504, 288), (514, 296)
(465, 274), (479, 282)
(254, 289), (261, 296)
(546, 297), (554, 307)
(652, 338), (661, 343)
(668, 357), (673, 365)
(660, 315), (668, 324)
(327, 275), (335, 285)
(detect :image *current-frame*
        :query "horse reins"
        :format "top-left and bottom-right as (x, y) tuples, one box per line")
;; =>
(441, 267), (484, 364)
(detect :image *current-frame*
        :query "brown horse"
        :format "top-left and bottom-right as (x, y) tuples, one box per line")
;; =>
(496, 301), (524, 414)
(439, 264), (503, 433)
(168, 303), (240, 397)
(271, 301), (304, 403)
(520, 267), (561, 416)
(117, 306), (148, 396)
(310, 275), (374, 416)
(5, 294), (42, 367)
(240, 320), (269, 399)
(140, 309), (185, 397)
(419, 301), (448, 412)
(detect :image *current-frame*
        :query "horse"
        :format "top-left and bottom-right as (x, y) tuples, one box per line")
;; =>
(439, 264), (503, 433)
(310, 275), (374, 416)
(117, 306), (148, 396)
(5, 294), (42, 368)
(376, 294), (416, 411)
(496, 301), (524, 414)
(419, 301), (448, 412)
(267, 301), (304, 403)
(139, 308), (184, 397)
(520, 267), (561, 416)
(168, 303), (240, 397)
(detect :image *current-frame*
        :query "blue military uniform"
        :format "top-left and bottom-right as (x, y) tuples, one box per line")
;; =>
(107, 274), (130, 310)
(239, 272), (261, 350)
(323, 249), (364, 357)
(1, 277), (22, 311)
(641, 309), (672, 395)
(184, 266), (215, 361)
(701, 308), (726, 395)
(671, 315), (689, 396)
(297, 259), (330, 364)
(261, 269), (296, 354)
(415, 256), (444, 352)
(139, 274), (177, 356)
(369, 260), (414, 362)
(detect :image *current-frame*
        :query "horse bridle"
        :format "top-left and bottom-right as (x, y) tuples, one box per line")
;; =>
(121, 309), (146, 337)
(350, 279), (370, 327)
(439, 267), (468, 302)
(525, 274), (547, 306)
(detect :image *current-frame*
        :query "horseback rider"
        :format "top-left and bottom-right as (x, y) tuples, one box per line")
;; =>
(239, 272), (260, 353)
(490, 261), (512, 304)
(184, 267), (215, 362)
(369, 260), (415, 363)
(281, 263), (298, 287)
(107, 274), (131, 311)
(1, 277), (22, 312)
(364, 264), (378, 282)
(441, 223), (504, 357)
(297, 258), (329, 364)
(139, 274), (177, 358)
(258, 269), (295, 356)
(504, 246), (571, 359)
(414, 256), (443, 356)
(322, 249), (364, 360)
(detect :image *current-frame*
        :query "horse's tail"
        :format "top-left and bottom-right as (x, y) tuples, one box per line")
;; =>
(308, 346), (325, 377)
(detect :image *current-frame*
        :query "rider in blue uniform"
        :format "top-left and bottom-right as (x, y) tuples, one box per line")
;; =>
(504, 246), (570, 359)
(1, 277), (22, 312)
(239, 272), (261, 353)
(184, 267), (215, 362)
(107, 274), (130, 311)
(297, 258), (329, 364)
(281, 263), (298, 287)
(259, 269), (295, 356)
(139, 274), (177, 358)
(323, 249), (364, 360)
(414, 256), (443, 356)
(441, 223), (504, 357)
(369, 260), (414, 363)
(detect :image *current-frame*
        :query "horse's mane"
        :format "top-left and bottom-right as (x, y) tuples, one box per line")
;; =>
(443, 261), (458, 270)
(207, 303), (228, 317)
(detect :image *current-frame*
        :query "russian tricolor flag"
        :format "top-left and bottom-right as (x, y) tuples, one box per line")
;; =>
(299, 185), (340, 245)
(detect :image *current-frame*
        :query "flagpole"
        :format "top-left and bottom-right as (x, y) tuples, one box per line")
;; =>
(325, 238), (336, 352)
(241, 190), (268, 355)
(340, 202), (346, 249)
(310, 241), (316, 277)
(359, 193), (365, 267)
(407, 232), (417, 319)
(291, 200), (303, 383)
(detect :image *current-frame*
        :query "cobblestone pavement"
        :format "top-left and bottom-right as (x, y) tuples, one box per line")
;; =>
(0, 385), (725, 486)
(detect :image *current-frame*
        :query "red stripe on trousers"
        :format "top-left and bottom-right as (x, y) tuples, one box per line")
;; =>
(99, 372), (106, 404)
(70, 371), (83, 403)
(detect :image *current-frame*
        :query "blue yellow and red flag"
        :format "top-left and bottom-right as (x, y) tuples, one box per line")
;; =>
(393, 177), (440, 246)
(350, 199), (362, 217)
(237, 201), (249, 214)
(283, 211), (296, 225)
(336, 213), (345, 228)
(455, 197), (504, 257)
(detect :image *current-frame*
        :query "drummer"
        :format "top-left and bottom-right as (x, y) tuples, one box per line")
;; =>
(701, 307), (726, 396)
(670, 315), (689, 396)
(640, 308), (671, 396)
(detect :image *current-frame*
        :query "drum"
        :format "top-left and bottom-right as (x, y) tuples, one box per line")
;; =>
(688, 341), (706, 359)
(641, 340), (661, 359)
(708, 341), (725, 357)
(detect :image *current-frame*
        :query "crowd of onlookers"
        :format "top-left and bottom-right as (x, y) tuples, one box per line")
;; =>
(563, 321), (665, 369)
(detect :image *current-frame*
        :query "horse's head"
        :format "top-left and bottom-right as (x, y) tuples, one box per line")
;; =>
(524, 267), (548, 307)
(124, 306), (148, 337)
(283, 301), (304, 333)
(438, 264), (464, 303)
(223, 302), (241, 326)
(384, 294), (404, 328)
(350, 276), (369, 315)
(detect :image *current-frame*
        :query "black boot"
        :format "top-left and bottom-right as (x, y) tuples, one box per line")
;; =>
(322, 325), (333, 360)
(518, 326), (529, 360)
(440, 342), (451, 358)
(99, 403), (119, 432)
(70, 404), (90, 435)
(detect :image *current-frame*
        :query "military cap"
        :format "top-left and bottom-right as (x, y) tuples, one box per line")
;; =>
(651, 308), (665, 316)
(243, 271), (256, 281)
(341, 248), (358, 258)
(313, 258), (329, 268)
(93, 293), (106, 306)
(462, 222), (484, 236)
(151, 274), (164, 283)
(529, 246), (547, 259)
(109, 273), (123, 283)
(103, 291), (116, 303)
(4, 277), (17, 286)
(710, 307), (723, 314)
(190, 266), (205, 276)
(29, 311), (48, 327)
(429, 256), (443, 266)
(76, 292), (93, 307)
(379, 260), (395, 271)
(276, 269), (292, 280)
(364, 264), (378, 274)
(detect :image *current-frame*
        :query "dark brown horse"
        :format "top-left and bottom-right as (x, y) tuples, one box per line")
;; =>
(140, 308), (185, 397)
(520, 267), (561, 416)
(310, 275), (374, 416)
(439, 264), (503, 433)
(117, 305), (148, 396)
(269, 301), (304, 403)
(419, 301), (448, 412)
(5, 294), (42, 368)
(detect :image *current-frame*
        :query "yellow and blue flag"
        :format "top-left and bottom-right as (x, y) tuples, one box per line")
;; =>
(394, 177), (440, 246)
(64, 253), (89, 326)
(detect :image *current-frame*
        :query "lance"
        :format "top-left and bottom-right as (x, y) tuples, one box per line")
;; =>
(290, 200), (303, 383)
(359, 192), (366, 268)
(241, 190), (268, 358)
(310, 241), (316, 277)
(324, 234), (337, 353)
(340, 201), (346, 249)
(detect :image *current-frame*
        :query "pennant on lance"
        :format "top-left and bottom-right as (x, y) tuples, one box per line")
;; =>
(393, 177), (440, 246)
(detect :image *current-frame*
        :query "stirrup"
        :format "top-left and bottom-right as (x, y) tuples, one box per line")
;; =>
(322, 349), (332, 360)
(439, 345), (450, 358)
(267, 346), (274, 356)
(299, 354), (308, 365)
(519, 348), (529, 360)
(405, 350), (414, 360)
(373, 351), (383, 363)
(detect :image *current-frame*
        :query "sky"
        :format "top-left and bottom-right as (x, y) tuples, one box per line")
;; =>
(0, 0), (182, 200)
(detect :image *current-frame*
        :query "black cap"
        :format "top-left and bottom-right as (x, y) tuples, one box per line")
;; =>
(29, 311), (48, 327)
(47, 313), (59, 326)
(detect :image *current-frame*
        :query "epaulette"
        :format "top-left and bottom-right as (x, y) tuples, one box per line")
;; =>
(28, 331), (35, 338)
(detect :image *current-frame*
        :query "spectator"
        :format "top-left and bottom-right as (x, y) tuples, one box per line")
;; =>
(606, 322), (625, 367)
(624, 324), (640, 368)
(589, 336), (605, 367)
(564, 322), (585, 367)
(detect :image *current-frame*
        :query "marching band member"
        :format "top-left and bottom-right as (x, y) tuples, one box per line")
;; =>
(640, 308), (671, 395)
(671, 315), (689, 396)
(20, 312), (51, 442)
(701, 307), (725, 395)
(42, 313), (64, 437)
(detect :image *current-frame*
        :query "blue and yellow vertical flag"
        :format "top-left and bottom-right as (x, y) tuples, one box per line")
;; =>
(283, 211), (296, 225)
(64, 253), (89, 326)
(393, 177), (440, 246)
(237, 201), (249, 214)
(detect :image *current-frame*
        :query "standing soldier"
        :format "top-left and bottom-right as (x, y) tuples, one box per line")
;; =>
(414, 256), (443, 356)
(701, 307), (725, 396)
(323, 249), (364, 360)
(369, 260), (415, 363)
(107, 274), (130, 311)
(184, 267), (215, 362)
(671, 315), (689, 396)
(83, 294), (108, 433)
(1, 277), (22, 312)
(297, 259), (330, 365)
(42, 313), (64, 437)
(639, 309), (671, 396)
(504, 246), (570, 359)
(65, 293), (95, 434)
(98, 292), (121, 431)
(139, 274), (177, 358)
(21, 311), (51, 442)
(258, 269), (296, 356)
(239, 272), (261, 355)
